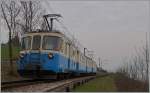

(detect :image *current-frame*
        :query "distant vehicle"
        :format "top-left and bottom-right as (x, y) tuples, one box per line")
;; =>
(17, 14), (97, 79)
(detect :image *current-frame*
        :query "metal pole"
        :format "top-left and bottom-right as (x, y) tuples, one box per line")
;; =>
(50, 18), (53, 31)
(44, 16), (51, 31)
(84, 48), (87, 72)
(99, 57), (101, 68)
(1, 4), (13, 73)
(84, 48), (87, 56)
(146, 32), (149, 84)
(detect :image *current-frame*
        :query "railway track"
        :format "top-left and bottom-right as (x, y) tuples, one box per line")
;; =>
(1, 79), (55, 90)
(1, 76), (96, 92)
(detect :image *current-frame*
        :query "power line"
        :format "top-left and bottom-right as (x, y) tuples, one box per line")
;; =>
(43, 1), (95, 57)
(43, 1), (87, 52)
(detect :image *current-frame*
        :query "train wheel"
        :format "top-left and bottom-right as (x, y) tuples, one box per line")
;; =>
(57, 74), (61, 80)
(36, 66), (41, 78)
(64, 74), (69, 79)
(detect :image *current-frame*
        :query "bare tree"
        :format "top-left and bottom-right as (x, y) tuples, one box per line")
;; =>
(19, 1), (45, 33)
(117, 33), (149, 84)
(1, 0), (20, 74)
(145, 32), (149, 83)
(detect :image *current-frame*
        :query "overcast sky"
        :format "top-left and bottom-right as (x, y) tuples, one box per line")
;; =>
(42, 1), (150, 72)
(1, 1), (150, 72)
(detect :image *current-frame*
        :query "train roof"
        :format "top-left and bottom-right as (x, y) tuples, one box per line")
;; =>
(23, 30), (73, 44)
(24, 30), (63, 35)
(23, 30), (95, 61)
(23, 30), (65, 37)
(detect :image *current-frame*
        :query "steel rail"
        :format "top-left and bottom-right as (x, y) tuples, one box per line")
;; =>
(1, 79), (55, 90)
(1, 76), (96, 92)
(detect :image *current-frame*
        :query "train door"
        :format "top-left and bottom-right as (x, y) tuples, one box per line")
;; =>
(86, 57), (87, 73)
(29, 35), (41, 65)
(67, 43), (71, 71)
(76, 50), (79, 71)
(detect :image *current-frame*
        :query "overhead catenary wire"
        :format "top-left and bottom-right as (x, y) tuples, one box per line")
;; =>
(43, 1), (95, 58)
(55, 18), (86, 50)
(43, 1), (86, 50)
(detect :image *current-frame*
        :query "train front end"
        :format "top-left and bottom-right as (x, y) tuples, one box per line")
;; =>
(17, 32), (63, 78)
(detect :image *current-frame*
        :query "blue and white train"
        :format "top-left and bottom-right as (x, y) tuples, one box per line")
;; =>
(17, 30), (97, 79)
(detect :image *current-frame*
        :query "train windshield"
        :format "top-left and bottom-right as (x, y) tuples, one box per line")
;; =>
(42, 36), (62, 51)
(21, 36), (31, 50)
(32, 35), (41, 50)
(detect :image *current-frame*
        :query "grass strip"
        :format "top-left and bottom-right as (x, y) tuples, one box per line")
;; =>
(1, 45), (21, 61)
(73, 74), (117, 92)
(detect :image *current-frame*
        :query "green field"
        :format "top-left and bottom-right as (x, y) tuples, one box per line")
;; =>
(73, 74), (117, 92)
(1, 44), (21, 60)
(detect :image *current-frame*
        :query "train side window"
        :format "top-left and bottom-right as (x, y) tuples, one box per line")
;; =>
(21, 36), (31, 50)
(72, 47), (74, 58)
(73, 48), (75, 60)
(82, 55), (84, 64)
(77, 51), (79, 62)
(80, 55), (82, 63)
(80, 55), (82, 65)
(67, 43), (70, 57)
(66, 43), (68, 57)
(70, 45), (72, 58)
(72, 48), (74, 59)
(32, 35), (41, 50)
(79, 53), (80, 62)
(60, 41), (64, 53)
(69, 45), (71, 58)
(42, 36), (62, 51)
(75, 50), (77, 61)
(65, 43), (67, 56)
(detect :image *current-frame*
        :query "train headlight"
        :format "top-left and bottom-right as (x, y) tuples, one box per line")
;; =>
(48, 52), (53, 59)
(20, 53), (24, 58)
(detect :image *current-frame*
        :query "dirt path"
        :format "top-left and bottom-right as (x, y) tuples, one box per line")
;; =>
(74, 74), (149, 92)
(115, 74), (149, 92)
